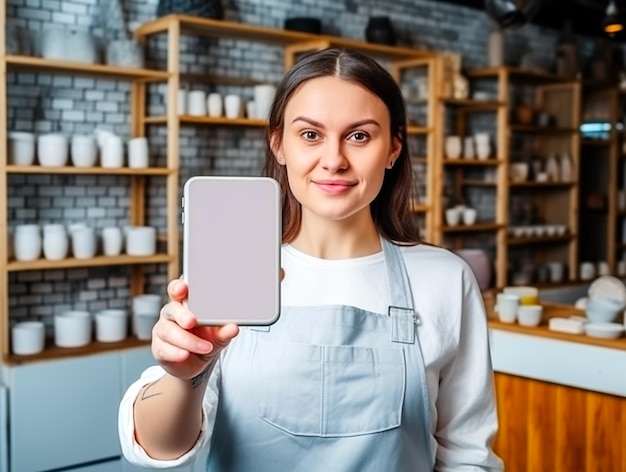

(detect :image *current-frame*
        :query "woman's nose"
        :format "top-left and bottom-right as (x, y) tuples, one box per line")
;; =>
(320, 140), (348, 171)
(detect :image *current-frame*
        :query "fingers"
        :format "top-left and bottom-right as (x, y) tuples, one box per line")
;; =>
(160, 300), (196, 330)
(280, 267), (285, 281)
(167, 278), (188, 303)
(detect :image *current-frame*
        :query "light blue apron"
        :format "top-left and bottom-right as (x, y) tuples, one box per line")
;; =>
(207, 239), (433, 471)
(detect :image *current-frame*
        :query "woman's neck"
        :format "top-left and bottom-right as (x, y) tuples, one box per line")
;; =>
(290, 211), (381, 259)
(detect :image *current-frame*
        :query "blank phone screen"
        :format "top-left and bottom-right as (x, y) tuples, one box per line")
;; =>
(183, 176), (281, 325)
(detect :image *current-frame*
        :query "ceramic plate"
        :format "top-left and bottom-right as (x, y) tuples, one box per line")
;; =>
(588, 275), (626, 308)
(584, 322), (625, 339)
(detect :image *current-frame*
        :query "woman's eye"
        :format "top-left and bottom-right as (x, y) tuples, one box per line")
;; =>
(302, 130), (319, 140)
(350, 132), (369, 142)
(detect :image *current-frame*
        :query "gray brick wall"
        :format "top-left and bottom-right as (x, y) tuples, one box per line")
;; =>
(4, 0), (602, 327)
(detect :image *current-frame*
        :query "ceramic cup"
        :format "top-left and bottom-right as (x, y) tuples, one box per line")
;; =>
(547, 261), (564, 283)
(580, 261), (596, 281)
(128, 137), (149, 169)
(94, 309), (128, 343)
(445, 207), (461, 226)
(11, 320), (46, 355)
(37, 133), (68, 167)
(496, 293), (519, 323)
(462, 207), (477, 225)
(224, 94), (242, 119)
(517, 304), (543, 327)
(101, 226), (123, 256)
(42, 225), (69, 261)
(125, 226), (156, 256)
(100, 135), (124, 168)
(207, 93), (223, 117)
(13, 224), (42, 262)
(188, 90), (207, 116)
(70, 227), (96, 259)
(253, 84), (276, 120)
(70, 134), (97, 167)
(445, 135), (462, 159)
(54, 310), (92, 348)
(8, 131), (36, 165)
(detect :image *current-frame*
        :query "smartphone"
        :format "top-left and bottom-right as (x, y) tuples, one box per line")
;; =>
(182, 176), (281, 325)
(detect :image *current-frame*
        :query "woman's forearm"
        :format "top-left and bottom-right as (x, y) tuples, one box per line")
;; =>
(133, 365), (213, 460)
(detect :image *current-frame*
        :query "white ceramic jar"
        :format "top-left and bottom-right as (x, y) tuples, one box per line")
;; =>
(101, 226), (123, 256)
(42, 225), (69, 261)
(37, 133), (68, 167)
(253, 84), (276, 120)
(188, 90), (207, 116)
(70, 227), (96, 259)
(125, 226), (156, 256)
(11, 320), (46, 355)
(13, 224), (42, 262)
(100, 135), (124, 168)
(207, 93), (223, 117)
(54, 310), (92, 348)
(127, 137), (149, 169)
(94, 309), (128, 343)
(8, 131), (36, 165)
(70, 134), (98, 167)
(224, 94), (242, 119)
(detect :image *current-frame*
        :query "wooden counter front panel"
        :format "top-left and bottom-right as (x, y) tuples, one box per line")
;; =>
(494, 373), (626, 472)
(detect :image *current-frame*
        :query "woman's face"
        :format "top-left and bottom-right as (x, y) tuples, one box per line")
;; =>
(272, 76), (401, 225)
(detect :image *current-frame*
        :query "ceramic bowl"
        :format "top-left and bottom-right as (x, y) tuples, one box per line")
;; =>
(517, 304), (543, 327)
(11, 321), (46, 355)
(585, 297), (622, 323)
(584, 322), (625, 339)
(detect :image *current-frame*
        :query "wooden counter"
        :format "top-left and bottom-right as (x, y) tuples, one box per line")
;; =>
(484, 297), (626, 471)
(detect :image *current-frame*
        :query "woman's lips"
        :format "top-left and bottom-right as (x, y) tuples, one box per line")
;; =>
(314, 179), (356, 194)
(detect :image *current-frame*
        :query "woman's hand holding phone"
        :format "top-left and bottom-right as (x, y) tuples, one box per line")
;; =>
(152, 278), (240, 381)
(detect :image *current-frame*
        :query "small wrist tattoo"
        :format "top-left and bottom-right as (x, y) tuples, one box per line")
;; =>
(191, 363), (212, 389)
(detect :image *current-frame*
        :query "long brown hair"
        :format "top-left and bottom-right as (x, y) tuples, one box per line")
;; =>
(263, 47), (421, 245)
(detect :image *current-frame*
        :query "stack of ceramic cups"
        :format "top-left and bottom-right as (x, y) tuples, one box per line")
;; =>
(132, 294), (162, 340)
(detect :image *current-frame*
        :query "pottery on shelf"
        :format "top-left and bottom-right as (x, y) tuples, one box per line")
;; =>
(365, 16), (396, 46)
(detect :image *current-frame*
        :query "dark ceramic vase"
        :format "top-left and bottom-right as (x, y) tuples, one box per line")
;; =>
(157, 0), (224, 20)
(365, 16), (396, 46)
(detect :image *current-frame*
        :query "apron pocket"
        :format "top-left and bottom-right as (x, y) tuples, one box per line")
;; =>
(253, 339), (405, 437)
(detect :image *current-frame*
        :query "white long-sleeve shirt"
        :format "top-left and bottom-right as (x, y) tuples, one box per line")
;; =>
(119, 242), (503, 470)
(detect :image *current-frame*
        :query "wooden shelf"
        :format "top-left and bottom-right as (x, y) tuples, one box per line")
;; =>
(145, 115), (267, 126)
(5, 55), (170, 81)
(440, 97), (504, 110)
(7, 254), (174, 272)
(6, 165), (173, 175)
(463, 179), (498, 187)
(508, 180), (577, 189)
(3, 336), (151, 365)
(442, 158), (503, 166)
(466, 66), (573, 84)
(134, 14), (436, 60)
(443, 222), (503, 233)
(407, 125), (430, 135)
(507, 234), (574, 245)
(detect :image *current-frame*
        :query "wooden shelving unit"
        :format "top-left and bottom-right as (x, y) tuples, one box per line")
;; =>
(463, 67), (581, 288)
(0, 5), (179, 362)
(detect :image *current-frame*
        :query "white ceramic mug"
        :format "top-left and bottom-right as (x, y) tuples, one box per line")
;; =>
(187, 90), (207, 116)
(54, 310), (92, 348)
(13, 224), (42, 262)
(207, 93), (223, 117)
(42, 225), (69, 261)
(580, 261), (596, 281)
(496, 293), (519, 323)
(445, 207), (461, 226)
(125, 226), (156, 256)
(128, 137), (149, 169)
(253, 84), (276, 120)
(224, 94), (242, 119)
(70, 134), (97, 167)
(95, 309), (128, 343)
(70, 227), (96, 259)
(12, 320), (46, 355)
(100, 135), (124, 168)
(101, 226), (123, 256)
(445, 135), (462, 159)
(462, 207), (477, 225)
(37, 133), (68, 167)
(8, 131), (36, 165)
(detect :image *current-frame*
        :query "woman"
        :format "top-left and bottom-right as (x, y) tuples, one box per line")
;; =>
(119, 47), (503, 471)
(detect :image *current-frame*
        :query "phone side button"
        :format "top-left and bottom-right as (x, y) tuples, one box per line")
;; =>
(181, 211), (184, 224)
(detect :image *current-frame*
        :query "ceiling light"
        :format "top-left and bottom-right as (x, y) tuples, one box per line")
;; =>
(603, 1), (624, 36)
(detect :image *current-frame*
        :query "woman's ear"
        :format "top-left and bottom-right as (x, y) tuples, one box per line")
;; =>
(270, 133), (285, 166)
(387, 137), (402, 169)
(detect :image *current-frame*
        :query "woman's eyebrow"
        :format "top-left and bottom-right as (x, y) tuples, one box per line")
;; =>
(290, 116), (382, 129)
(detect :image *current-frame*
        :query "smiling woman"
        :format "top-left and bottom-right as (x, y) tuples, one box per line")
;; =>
(119, 47), (503, 472)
